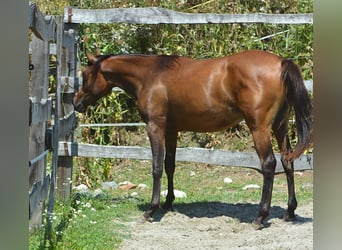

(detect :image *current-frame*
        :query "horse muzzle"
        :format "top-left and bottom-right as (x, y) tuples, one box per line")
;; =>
(73, 99), (87, 113)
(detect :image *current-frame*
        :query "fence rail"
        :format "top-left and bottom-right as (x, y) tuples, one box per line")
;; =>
(65, 7), (313, 24)
(58, 142), (313, 174)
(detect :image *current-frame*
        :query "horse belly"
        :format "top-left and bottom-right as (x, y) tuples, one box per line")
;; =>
(173, 108), (243, 132)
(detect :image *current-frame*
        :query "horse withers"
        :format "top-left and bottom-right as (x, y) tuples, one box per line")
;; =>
(74, 49), (313, 229)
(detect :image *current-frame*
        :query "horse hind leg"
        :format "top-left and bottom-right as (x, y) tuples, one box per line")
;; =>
(248, 125), (277, 230)
(273, 122), (297, 221)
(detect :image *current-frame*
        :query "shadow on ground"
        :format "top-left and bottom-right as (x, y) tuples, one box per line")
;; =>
(137, 201), (312, 226)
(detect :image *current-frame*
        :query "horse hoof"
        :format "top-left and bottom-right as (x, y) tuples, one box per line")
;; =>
(252, 220), (264, 230)
(136, 216), (149, 224)
(283, 212), (296, 222)
(162, 202), (173, 210)
(143, 213), (154, 222)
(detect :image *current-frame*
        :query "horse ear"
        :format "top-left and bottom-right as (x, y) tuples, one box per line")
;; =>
(85, 49), (97, 64)
(95, 48), (101, 56)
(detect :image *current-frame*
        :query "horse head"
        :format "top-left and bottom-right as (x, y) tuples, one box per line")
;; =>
(73, 50), (110, 113)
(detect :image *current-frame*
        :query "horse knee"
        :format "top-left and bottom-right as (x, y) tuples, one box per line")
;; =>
(262, 153), (276, 176)
(152, 167), (163, 179)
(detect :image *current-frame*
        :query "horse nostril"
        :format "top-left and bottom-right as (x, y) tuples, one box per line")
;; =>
(74, 102), (86, 113)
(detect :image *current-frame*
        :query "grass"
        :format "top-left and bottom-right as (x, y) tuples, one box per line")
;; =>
(29, 158), (313, 249)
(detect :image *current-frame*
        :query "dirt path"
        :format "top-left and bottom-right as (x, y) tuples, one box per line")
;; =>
(119, 201), (313, 250)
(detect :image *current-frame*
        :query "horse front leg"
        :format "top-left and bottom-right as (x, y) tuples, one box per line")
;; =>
(162, 130), (178, 210)
(143, 122), (165, 221)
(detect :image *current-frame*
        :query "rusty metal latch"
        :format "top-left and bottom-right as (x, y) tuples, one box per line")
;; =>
(63, 142), (70, 156)
(68, 7), (73, 23)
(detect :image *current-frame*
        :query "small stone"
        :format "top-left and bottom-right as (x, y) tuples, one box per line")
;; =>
(189, 171), (196, 177)
(93, 188), (104, 198)
(73, 184), (92, 198)
(102, 181), (118, 190)
(138, 183), (148, 190)
(174, 190), (187, 198)
(302, 183), (313, 189)
(73, 184), (89, 193)
(224, 177), (233, 184)
(242, 184), (260, 190)
(119, 182), (137, 190)
(119, 181), (130, 186)
(161, 189), (186, 198)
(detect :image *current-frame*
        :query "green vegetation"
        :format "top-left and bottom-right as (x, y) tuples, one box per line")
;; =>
(30, 0), (313, 249)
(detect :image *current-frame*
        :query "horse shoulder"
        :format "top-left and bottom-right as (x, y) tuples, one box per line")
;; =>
(137, 81), (169, 124)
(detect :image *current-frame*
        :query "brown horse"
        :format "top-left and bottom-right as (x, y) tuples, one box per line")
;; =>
(74, 49), (313, 229)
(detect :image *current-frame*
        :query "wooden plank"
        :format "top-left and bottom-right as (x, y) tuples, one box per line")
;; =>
(56, 17), (78, 200)
(29, 36), (49, 185)
(29, 2), (56, 42)
(29, 42), (56, 55)
(29, 175), (50, 232)
(62, 27), (77, 48)
(29, 97), (52, 125)
(175, 147), (313, 173)
(64, 7), (313, 24)
(29, 175), (50, 220)
(58, 142), (313, 173)
(29, 35), (50, 230)
(58, 111), (77, 141)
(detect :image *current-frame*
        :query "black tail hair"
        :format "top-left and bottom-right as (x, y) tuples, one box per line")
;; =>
(281, 59), (313, 160)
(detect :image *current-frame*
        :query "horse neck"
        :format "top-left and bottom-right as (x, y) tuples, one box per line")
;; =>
(101, 55), (155, 98)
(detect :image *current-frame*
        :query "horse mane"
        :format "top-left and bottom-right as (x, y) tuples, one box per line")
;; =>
(91, 53), (180, 72)
(156, 55), (180, 70)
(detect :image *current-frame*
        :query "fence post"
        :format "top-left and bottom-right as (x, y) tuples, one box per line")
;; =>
(29, 35), (50, 231)
(56, 21), (78, 200)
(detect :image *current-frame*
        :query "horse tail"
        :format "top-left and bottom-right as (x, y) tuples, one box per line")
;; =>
(281, 59), (313, 161)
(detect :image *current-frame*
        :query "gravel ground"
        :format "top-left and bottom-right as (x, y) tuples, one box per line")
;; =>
(119, 201), (313, 250)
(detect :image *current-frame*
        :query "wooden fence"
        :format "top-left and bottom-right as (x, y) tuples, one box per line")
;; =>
(29, 2), (78, 230)
(28, 3), (313, 230)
